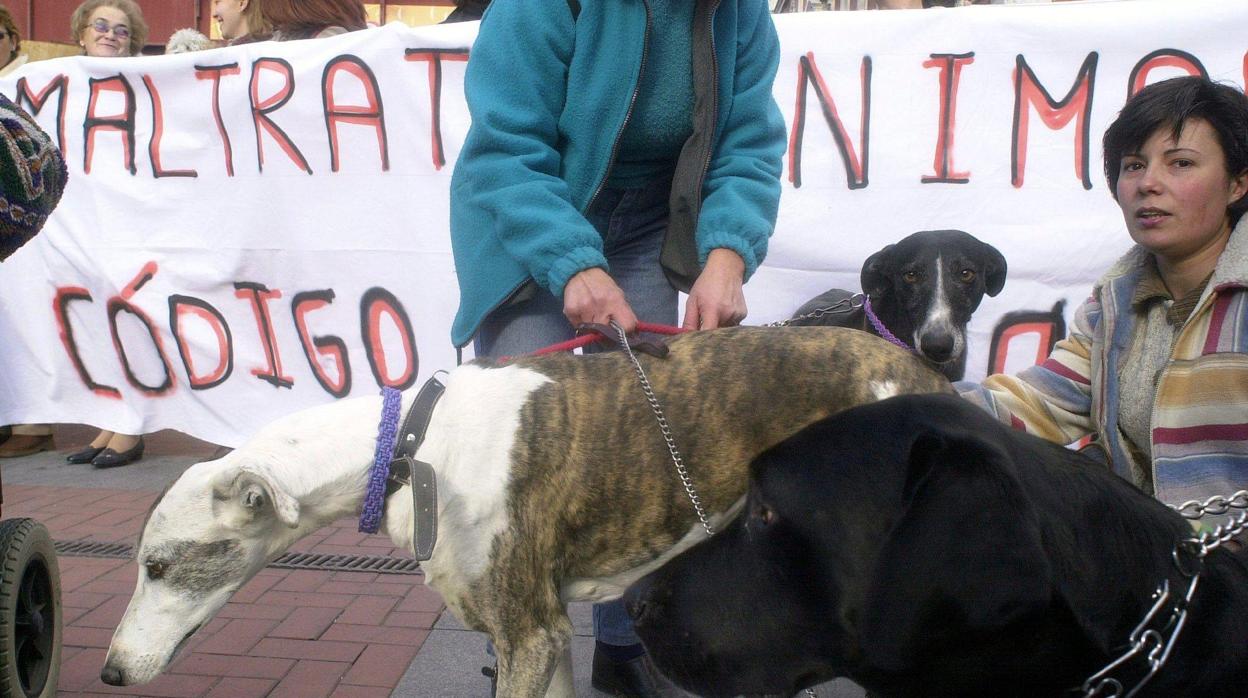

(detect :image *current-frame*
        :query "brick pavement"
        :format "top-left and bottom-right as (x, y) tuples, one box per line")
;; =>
(4, 482), (440, 698)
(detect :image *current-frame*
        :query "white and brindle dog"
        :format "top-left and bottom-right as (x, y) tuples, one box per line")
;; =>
(103, 326), (950, 696)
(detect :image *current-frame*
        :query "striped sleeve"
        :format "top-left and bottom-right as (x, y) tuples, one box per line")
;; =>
(958, 297), (1099, 445)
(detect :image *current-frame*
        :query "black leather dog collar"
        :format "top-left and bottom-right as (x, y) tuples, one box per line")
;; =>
(385, 373), (445, 561)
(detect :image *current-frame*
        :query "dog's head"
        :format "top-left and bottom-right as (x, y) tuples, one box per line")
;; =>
(626, 394), (1183, 697)
(861, 230), (1006, 379)
(100, 460), (301, 685)
(101, 396), (384, 686)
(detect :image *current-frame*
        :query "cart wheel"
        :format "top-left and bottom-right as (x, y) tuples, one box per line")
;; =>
(0, 519), (60, 698)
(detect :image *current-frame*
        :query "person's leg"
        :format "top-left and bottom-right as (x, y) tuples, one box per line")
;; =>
(474, 285), (577, 360)
(586, 174), (678, 689)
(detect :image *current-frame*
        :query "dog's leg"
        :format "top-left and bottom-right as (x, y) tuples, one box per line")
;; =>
(543, 645), (574, 698)
(494, 621), (573, 698)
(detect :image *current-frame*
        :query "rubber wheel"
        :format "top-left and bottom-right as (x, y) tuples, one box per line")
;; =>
(0, 519), (61, 698)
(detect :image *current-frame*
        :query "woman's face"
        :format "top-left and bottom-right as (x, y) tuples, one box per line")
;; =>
(1116, 118), (1248, 266)
(80, 5), (131, 57)
(0, 27), (16, 68)
(213, 0), (249, 41)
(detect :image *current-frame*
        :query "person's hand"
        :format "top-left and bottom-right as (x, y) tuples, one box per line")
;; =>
(683, 248), (747, 330)
(563, 267), (639, 335)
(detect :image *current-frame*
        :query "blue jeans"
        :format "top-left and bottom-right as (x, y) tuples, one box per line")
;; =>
(475, 175), (678, 647)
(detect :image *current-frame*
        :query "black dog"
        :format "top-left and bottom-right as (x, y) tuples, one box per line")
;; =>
(626, 394), (1248, 697)
(790, 230), (1006, 380)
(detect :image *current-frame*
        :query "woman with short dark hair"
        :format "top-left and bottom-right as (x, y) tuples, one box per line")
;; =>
(963, 76), (1248, 526)
(263, 0), (366, 41)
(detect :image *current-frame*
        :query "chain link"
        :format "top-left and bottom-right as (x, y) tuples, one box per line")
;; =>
(1082, 490), (1248, 697)
(610, 321), (714, 537)
(760, 294), (864, 328)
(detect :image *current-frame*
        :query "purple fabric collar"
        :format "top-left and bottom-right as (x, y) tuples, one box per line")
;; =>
(360, 387), (402, 534)
(863, 296), (915, 353)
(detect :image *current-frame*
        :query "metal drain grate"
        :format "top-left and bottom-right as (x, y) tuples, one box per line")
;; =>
(56, 540), (133, 559)
(269, 552), (421, 574)
(54, 540), (422, 575)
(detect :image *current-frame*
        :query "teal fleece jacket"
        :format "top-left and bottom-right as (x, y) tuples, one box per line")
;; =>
(448, 0), (786, 347)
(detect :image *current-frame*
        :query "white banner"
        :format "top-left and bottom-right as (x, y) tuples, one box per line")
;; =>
(0, 0), (1243, 447)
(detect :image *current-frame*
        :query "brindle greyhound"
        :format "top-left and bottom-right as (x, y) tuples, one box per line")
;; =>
(101, 326), (950, 697)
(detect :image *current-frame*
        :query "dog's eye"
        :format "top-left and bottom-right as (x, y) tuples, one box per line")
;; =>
(959, 269), (976, 282)
(751, 504), (776, 527)
(902, 271), (919, 283)
(146, 561), (167, 580)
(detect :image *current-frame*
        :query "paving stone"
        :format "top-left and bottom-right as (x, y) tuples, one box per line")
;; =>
(193, 618), (281, 655)
(268, 659), (350, 698)
(230, 570), (285, 603)
(64, 624), (118, 649)
(271, 606), (343, 640)
(73, 595), (132, 628)
(338, 595), (399, 625)
(258, 590), (358, 609)
(172, 651), (295, 680)
(341, 643), (419, 687)
(205, 677), (278, 698)
(253, 637), (367, 663)
(273, 568), (333, 592)
(321, 624), (429, 647)
(384, 611), (440, 629)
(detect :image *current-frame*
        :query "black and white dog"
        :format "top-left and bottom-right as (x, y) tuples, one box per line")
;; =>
(626, 394), (1248, 697)
(789, 230), (1006, 380)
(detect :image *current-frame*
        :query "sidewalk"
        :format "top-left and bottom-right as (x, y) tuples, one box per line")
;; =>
(0, 425), (863, 697)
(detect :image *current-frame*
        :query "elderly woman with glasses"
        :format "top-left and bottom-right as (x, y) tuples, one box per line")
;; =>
(71, 0), (148, 57)
(60, 0), (149, 467)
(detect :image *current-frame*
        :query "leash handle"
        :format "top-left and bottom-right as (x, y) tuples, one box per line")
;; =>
(508, 322), (688, 360)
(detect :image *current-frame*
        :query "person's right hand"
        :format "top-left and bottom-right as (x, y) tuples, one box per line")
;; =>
(562, 267), (638, 335)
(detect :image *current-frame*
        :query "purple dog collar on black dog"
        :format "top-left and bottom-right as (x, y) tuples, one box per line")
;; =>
(863, 295), (915, 354)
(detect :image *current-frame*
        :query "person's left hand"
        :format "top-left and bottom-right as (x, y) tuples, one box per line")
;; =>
(683, 248), (747, 330)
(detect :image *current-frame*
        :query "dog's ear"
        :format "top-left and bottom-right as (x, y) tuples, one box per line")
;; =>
(859, 426), (1052, 673)
(975, 240), (1008, 297)
(212, 466), (300, 529)
(861, 245), (894, 297)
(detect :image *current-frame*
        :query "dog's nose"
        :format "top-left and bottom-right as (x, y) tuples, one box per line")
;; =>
(919, 332), (955, 362)
(100, 664), (126, 686)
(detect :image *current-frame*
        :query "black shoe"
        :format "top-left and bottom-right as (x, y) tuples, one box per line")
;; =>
(67, 445), (105, 464)
(591, 646), (694, 697)
(92, 438), (144, 468)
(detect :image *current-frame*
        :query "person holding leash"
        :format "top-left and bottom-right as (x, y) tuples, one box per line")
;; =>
(449, 0), (786, 693)
(962, 76), (1248, 532)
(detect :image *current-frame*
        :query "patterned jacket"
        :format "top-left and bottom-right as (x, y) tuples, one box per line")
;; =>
(961, 217), (1248, 511)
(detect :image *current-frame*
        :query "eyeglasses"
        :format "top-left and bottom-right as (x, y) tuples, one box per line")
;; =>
(90, 18), (130, 39)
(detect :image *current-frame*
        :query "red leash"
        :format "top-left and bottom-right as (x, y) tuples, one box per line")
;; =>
(512, 322), (688, 359)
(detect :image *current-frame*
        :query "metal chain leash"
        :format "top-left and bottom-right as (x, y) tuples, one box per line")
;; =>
(1082, 490), (1248, 698)
(610, 320), (714, 537)
(760, 294), (864, 328)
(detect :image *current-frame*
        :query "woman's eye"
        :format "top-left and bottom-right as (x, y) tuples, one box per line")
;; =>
(1173, 159), (1194, 168)
(1122, 161), (1143, 172)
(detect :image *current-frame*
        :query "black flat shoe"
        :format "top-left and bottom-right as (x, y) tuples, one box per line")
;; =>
(591, 645), (695, 698)
(67, 445), (105, 464)
(92, 438), (144, 468)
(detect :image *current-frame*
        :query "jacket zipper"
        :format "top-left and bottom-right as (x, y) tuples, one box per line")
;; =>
(689, 0), (722, 216)
(584, 0), (651, 214)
